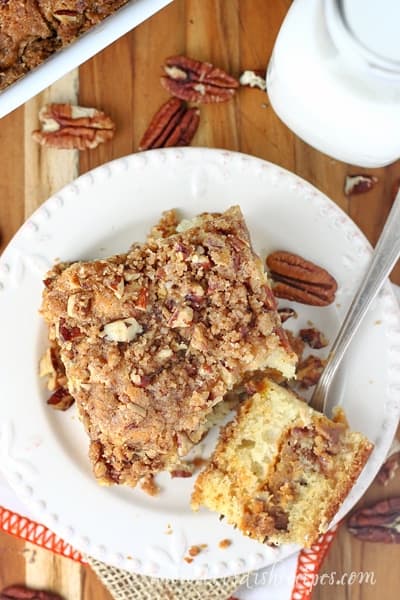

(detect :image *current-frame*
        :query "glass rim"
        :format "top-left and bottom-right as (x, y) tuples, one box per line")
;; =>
(326, 0), (400, 79)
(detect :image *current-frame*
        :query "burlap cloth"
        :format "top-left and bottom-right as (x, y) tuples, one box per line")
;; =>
(87, 556), (246, 600)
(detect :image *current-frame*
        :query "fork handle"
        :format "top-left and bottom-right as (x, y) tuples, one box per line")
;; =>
(310, 189), (400, 414)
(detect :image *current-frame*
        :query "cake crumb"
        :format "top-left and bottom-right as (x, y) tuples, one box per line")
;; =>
(140, 474), (159, 496)
(184, 544), (207, 562)
(191, 456), (208, 470)
(188, 545), (201, 557)
(218, 539), (232, 549)
(165, 524), (173, 535)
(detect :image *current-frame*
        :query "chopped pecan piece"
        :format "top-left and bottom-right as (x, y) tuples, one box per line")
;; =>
(299, 327), (329, 349)
(347, 497), (400, 543)
(58, 318), (82, 342)
(377, 453), (400, 486)
(39, 342), (66, 391)
(138, 98), (199, 151)
(376, 439), (400, 486)
(285, 330), (305, 362)
(53, 10), (80, 26)
(47, 387), (74, 411)
(161, 55), (239, 103)
(263, 283), (278, 310)
(274, 326), (295, 356)
(278, 307), (298, 323)
(344, 174), (378, 196)
(0, 585), (62, 599)
(239, 69), (266, 90)
(266, 251), (337, 306)
(170, 469), (193, 478)
(32, 103), (115, 150)
(296, 355), (325, 388)
(100, 317), (143, 343)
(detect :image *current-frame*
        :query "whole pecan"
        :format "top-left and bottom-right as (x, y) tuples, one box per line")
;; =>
(347, 497), (400, 543)
(266, 251), (337, 306)
(0, 585), (63, 599)
(138, 98), (200, 151)
(32, 103), (115, 150)
(161, 55), (239, 103)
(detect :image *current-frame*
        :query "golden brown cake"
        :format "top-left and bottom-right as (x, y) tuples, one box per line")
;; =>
(40, 206), (297, 487)
(0, 0), (128, 91)
(191, 378), (373, 547)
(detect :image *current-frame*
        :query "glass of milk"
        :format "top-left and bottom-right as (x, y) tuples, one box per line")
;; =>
(267, 0), (400, 167)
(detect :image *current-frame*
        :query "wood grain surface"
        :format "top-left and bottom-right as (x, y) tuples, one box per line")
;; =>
(0, 1), (399, 599)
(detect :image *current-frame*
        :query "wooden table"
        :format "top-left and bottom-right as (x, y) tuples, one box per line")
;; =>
(0, 1), (399, 599)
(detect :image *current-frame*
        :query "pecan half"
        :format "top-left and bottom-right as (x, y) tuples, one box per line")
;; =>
(347, 497), (400, 543)
(47, 387), (74, 411)
(32, 103), (115, 150)
(344, 174), (378, 196)
(296, 355), (325, 388)
(161, 55), (239, 103)
(266, 251), (337, 306)
(299, 327), (329, 349)
(0, 585), (63, 599)
(138, 98), (199, 151)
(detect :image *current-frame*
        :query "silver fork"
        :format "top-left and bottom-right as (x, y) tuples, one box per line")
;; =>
(310, 188), (400, 414)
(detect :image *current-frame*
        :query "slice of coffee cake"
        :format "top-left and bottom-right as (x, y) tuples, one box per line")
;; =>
(41, 206), (297, 487)
(191, 378), (372, 547)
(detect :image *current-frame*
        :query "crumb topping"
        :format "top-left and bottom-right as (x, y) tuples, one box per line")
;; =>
(41, 207), (296, 487)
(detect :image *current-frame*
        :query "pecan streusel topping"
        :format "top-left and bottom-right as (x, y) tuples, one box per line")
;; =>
(41, 206), (297, 487)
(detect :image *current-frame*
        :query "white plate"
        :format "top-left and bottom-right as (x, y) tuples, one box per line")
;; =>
(0, 148), (399, 580)
(0, 0), (172, 119)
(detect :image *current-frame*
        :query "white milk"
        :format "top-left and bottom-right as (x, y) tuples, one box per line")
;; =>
(267, 0), (400, 167)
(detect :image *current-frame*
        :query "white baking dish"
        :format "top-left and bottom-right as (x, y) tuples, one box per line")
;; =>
(0, 0), (172, 119)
